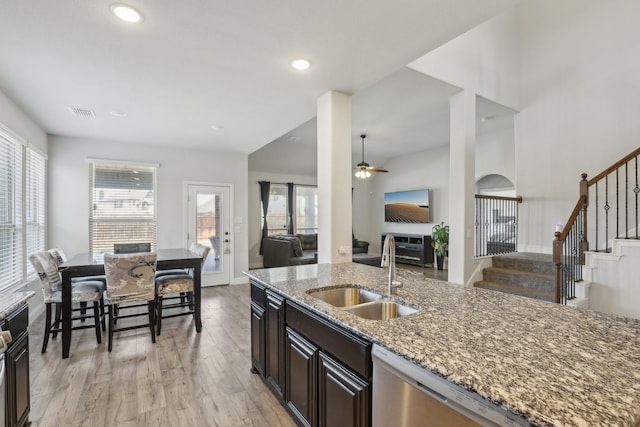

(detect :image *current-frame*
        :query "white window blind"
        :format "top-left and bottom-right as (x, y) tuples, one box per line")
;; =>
(89, 162), (156, 254)
(0, 133), (23, 290)
(25, 147), (47, 277)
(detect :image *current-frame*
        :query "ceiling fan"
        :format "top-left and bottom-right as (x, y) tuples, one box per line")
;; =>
(355, 134), (388, 178)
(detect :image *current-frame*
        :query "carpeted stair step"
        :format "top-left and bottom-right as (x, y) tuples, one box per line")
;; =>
(482, 267), (555, 292)
(474, 280), (556, 303)
(491, 252), (555, 275)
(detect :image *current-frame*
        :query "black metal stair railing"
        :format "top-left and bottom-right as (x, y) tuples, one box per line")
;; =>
(474, 195), (523, 258)
(554, 147), (640, 304)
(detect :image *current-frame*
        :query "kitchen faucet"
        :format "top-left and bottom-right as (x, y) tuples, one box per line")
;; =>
(381, 234), (402, 295)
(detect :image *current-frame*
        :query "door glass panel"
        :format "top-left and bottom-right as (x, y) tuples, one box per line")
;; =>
(196, 192), (221, 274)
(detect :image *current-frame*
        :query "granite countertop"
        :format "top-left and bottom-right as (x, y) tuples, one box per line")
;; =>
(0, 291), (35, 321)
(245, 263), (640, 427)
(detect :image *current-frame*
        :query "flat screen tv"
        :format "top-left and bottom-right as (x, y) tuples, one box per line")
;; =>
(384, 189), (430, 223)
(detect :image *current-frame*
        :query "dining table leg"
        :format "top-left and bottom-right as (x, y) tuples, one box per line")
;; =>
(194, 263), (202, 332)
(61, 272), (73, 358)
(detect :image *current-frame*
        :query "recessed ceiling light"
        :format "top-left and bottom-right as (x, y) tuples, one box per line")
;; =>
(109, 110), (127, 117)
(291, 59), (311, 71)
(110, 3), (144, 23)
(211, 125), (225, 131)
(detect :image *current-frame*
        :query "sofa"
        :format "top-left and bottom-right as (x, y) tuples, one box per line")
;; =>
(262, 234), (318, 268)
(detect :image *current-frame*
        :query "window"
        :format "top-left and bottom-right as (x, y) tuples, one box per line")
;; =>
(265, 183), (288, 236)
(262, 183), (318, 237)
(295, 185), (318, 235)
(89, 162), (156, 254)
(25, 147), (47, 276)
(0, 125), (47, 291)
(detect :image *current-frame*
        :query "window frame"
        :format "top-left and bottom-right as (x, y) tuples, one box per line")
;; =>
(88, 160), (158, 255)
(262, 183), (318, 237)
(0, 123), (47, 292)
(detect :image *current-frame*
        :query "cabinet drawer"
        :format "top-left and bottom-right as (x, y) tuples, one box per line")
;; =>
(286, 301), (371, 379)
(4, 304), (28, 341)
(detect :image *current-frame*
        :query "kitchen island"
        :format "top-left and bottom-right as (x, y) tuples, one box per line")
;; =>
(245, 263), (640, 426)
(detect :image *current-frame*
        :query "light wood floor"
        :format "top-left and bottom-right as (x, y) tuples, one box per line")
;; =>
(28, 284), (296, 427)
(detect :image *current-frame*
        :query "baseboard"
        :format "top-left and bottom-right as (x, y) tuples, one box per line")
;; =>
(231, 275), (250, 285)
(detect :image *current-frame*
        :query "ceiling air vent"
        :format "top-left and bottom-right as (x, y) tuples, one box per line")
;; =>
(68, 106), (96, 118)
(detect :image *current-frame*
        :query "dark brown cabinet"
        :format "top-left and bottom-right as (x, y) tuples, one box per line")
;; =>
(266, 291), (285, 398)
(285, 327), (318, 427)
(319, 352), (369, 427)
(3, 303), (30, 427)
(250, 302), (266, 376)
(250, 280), (372, 426)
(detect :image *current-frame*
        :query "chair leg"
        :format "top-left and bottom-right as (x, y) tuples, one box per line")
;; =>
(93, 301), (102, 344)
(156, 296), (163, 336)
(100, 297), (106, 332)
(108, 304), (115, 352)
(52, 303), (61, 340)
(42, 303), (52, 353)
(80, 301), (87, 322)
(148, 300), (156, 344)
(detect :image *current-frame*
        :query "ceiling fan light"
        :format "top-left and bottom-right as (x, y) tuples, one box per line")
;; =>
(355, 169), (371, 179)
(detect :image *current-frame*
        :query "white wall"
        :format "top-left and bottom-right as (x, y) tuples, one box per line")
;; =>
(354, 145), (450, 255)
(247, 171), (317, 269)
(515, 0), (640, 253)
(0, 88), (48, 320)
(476, 126), (515, 185)
(585, 241), (640, 319)
(48, 136), (249, 283)
(354, 125), (515, 256)
(408, 6), (519, 110)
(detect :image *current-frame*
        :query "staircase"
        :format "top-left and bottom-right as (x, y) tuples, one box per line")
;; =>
(474, 252), (556, 302)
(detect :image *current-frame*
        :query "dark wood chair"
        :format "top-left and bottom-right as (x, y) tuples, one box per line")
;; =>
(113, 242), (151, 254)
(103, 252), (157, 352)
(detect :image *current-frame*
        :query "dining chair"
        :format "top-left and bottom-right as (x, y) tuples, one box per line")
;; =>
(103, 252), (157, 352)
(154, 241), (197, 281)
(29, 251), (104, 353)
(113, 242), (151, 254)
(48, 247), (107, 329)
(154, 243), (210, 335)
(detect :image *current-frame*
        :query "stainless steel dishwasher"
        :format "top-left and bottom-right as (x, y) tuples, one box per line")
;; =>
(372, 345), (531, 427)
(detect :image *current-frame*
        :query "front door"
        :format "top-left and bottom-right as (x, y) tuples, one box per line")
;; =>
(186, 183), (231, 286)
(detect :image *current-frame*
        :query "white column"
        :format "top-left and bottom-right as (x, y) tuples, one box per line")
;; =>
(317, 91), (352, 264)
(448, 90), (476, 284)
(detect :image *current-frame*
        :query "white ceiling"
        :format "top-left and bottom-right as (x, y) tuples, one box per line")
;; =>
(0, 1), (517, 155)
(249, 67), (516, 175)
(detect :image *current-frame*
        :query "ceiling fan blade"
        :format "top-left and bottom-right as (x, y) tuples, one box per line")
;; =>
(355, 134), (390, 174)
(366, 166), (388, 173)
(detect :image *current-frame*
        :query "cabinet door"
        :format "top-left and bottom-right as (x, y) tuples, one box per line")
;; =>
(318, 352), (369, 427)
(285, 327), (318, 427)
(266, 291), (285, 398)
(250, 302), (266, 376)
(7, 332), (30, 427)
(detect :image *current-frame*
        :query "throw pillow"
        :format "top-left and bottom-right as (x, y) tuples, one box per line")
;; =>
(297, 234), (317, 250)
(289, 237), (304, 256)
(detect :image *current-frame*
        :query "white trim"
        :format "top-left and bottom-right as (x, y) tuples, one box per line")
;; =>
(0, 122), (28, 146)
(231, 276), (249, 285)
(183, 181), (235, 285)
(85, 157), (160, 168)
(27, 143), (48, 160)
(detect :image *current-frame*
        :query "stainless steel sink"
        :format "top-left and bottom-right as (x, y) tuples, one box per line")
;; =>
(343, 301), (419, 320)
(307, 286), (382, 307)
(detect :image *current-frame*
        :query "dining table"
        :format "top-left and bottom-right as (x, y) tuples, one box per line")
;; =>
(58, 248), (202, 359)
